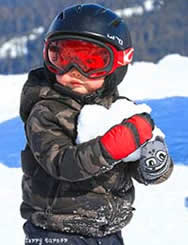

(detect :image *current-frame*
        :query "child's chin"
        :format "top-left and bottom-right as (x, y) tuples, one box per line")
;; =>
(71, 87), (89, 95)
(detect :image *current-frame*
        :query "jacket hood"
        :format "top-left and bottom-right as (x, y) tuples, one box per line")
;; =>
(20, 68), (59, 122)
(20, 67), (119, 122)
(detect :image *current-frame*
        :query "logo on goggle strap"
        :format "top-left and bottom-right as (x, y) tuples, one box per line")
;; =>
(117, 48), (134, 66)
(107, 34), (123, 46)
(123, 48), (134, 64)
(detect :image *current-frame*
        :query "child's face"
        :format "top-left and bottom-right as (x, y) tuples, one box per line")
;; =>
(56, 68), (105, 95)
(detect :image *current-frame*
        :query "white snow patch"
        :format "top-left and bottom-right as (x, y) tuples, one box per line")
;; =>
(116, 6), (144, 18)
(0, 163), (187, 244)
(0, 26), (44, 58)
(144, 0), (155, 11)
(0, 73), (27, 123)
(119, 54), (188, 100)
(123, 164), (188, 244)
(116, 0), (158, 17)
(76, 99), (165, 162)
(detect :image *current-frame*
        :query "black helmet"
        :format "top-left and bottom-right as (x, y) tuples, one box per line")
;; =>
(44, 4), (133, 95)
(45, 4), (132, 51)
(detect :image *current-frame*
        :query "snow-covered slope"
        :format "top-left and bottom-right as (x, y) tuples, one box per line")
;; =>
(0, 54), (188, 244)
(0, 163), (187, 245)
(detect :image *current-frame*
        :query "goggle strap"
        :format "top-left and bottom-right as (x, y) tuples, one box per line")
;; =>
(107, 45), (134, 74)
(123, 48), (134, 64)
(116, 47), (134, 66)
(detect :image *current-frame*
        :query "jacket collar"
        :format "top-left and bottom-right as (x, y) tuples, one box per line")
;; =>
(20, 67), (118, 122)
(52, 82), (116, 108)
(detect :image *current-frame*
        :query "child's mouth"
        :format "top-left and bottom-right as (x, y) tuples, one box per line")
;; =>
(70, 81), (84, 87)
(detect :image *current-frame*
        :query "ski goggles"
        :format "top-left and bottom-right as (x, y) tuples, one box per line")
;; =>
(44, 36), (134, 79)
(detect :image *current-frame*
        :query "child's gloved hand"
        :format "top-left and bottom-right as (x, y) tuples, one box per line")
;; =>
(138, 137), (171, 182)
(100, 113), (154, 161)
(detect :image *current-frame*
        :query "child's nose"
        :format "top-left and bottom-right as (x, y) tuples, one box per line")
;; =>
(69, 68), (83, 79)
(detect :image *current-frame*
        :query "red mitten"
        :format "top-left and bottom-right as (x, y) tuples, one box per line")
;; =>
(126, 113), (154, 145)
(100, 113), (154, 160)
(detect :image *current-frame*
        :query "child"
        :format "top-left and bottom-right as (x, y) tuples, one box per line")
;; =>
(20, 4), (173, 245)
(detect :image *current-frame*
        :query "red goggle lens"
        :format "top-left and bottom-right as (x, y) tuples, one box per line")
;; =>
(47, 39), (111, 75)
(44, 38), (134, 78)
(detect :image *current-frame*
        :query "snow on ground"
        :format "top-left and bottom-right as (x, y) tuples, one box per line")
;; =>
(0, 164), (24, 244)
(124, 164), (188, 244)
(0, 54), (188, 244)
(118, 54), (188, 100)
(0, 163), (187, 245)
(0, 73), (27, 123)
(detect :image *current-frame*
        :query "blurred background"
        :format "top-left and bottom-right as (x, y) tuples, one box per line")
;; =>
(0, 2), (188, 244)
(0, 0), (187, 74)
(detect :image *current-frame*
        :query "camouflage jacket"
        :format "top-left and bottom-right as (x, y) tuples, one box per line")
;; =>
(20, 67), (173, 237)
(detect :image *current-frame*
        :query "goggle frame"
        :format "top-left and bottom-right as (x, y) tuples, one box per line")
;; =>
(43, 35), (134, 79)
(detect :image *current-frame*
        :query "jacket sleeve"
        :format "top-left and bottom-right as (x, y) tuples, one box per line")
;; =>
(25, 103), (116, 182)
